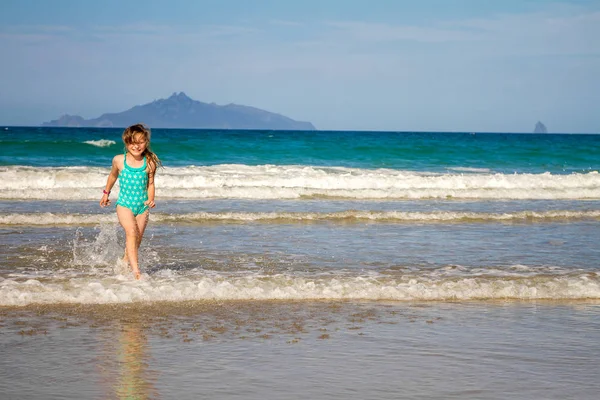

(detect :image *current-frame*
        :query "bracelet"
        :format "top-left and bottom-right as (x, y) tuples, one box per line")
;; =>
(103, 190), (111, 195)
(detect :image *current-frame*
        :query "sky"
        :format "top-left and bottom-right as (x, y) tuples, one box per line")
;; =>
(1, 0), (599, 133)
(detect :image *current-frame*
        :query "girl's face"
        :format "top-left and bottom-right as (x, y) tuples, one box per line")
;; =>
(126, 134), (148, 157)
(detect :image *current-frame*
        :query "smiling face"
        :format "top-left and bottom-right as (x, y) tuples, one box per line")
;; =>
(125, 133), (148, 157)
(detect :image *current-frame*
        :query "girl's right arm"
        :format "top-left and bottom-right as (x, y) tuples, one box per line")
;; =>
(100, 156), (121, 207)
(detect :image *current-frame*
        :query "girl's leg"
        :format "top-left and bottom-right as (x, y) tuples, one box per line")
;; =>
(116, 206), (141, 279)
(121, 211), (150, 264)
(135, 210), (150, 248)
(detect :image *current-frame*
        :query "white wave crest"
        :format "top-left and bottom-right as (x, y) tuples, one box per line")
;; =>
(83, 139), (116, 147)
(2, 210), (600, 226)
(1, 165), (599, 200)
(448, 167), (492, 173)
(1, 270), (599, 306)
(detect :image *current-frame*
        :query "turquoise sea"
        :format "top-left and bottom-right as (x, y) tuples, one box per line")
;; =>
(1, 127), (600, 399)
(2, 127), (600, 172)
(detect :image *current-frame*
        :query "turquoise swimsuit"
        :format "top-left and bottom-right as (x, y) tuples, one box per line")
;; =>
(116, 153), (149, 216)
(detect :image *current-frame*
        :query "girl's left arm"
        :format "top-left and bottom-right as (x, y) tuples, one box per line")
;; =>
(100, 156), (121, 207)
(145, 163), (157, 208)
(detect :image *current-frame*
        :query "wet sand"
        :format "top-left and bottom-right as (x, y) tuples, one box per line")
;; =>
(2, 300), (600, 399)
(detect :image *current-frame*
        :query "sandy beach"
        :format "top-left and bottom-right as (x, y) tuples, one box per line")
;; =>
(2, 300), (600, 399)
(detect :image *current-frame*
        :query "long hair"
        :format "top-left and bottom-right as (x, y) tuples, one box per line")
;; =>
(122, 123), (162, 170)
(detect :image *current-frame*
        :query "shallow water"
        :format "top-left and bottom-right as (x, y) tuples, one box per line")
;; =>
(2, 201), (600, 305)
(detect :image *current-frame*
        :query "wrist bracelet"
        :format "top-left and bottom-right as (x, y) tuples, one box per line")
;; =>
(103, 190), (111, 195)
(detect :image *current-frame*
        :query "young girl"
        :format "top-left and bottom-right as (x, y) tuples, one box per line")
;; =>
(100, 123), (161, 279)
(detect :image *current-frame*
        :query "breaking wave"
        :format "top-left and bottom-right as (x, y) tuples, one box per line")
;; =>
(1, 165), (599, 200)
(1, 266), (599, 306)
(83, 139), (116, 147)
(2, 210), (600, 226)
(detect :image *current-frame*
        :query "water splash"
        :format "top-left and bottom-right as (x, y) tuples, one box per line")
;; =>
(72, 224), (122, 268)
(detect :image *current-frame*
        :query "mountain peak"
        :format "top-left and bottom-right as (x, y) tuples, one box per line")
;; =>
(168, 91), (192, 101)
(533, 121), (548, 134)
(42, 93), (316, 130)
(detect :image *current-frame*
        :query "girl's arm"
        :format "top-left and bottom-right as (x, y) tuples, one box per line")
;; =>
(145, 161), (157, 208)
(100, 156), (120, 207)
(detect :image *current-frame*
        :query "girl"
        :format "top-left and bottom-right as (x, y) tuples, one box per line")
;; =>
(100, 123), (161, 279)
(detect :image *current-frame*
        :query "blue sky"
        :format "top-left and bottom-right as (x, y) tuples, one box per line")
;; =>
(1, 0), (599, 132)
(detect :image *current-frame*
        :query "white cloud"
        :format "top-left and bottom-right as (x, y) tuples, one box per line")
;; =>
(269, 19), (303, 27)
(324, 20), (476, 43)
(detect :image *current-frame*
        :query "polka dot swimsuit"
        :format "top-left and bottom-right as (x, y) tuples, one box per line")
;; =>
(116, 153), (149, 216)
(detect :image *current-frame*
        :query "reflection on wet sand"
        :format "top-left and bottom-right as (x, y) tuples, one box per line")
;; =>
(117, 322), (158, 399)
(98, 321), (159, 399)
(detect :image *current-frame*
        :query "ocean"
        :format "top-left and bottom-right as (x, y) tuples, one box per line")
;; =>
(1, 127), (600, 399)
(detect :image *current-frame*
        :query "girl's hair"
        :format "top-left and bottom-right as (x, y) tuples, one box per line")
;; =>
(122, 123), (162, 169)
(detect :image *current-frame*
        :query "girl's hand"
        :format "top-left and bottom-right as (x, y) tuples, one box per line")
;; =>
(145, 199), (156, 208)
(100, 194), (111, 207)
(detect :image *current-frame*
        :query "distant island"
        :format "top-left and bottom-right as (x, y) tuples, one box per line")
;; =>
(533, 121), (548, 133)
(42, 92), (316, 130)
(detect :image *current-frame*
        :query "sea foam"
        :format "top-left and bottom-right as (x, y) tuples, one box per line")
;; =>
(2, 210), (600, 226)
(1, 267), (599, 306)
(1, 165), (599, 200)
(83, 139), (116, 147)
